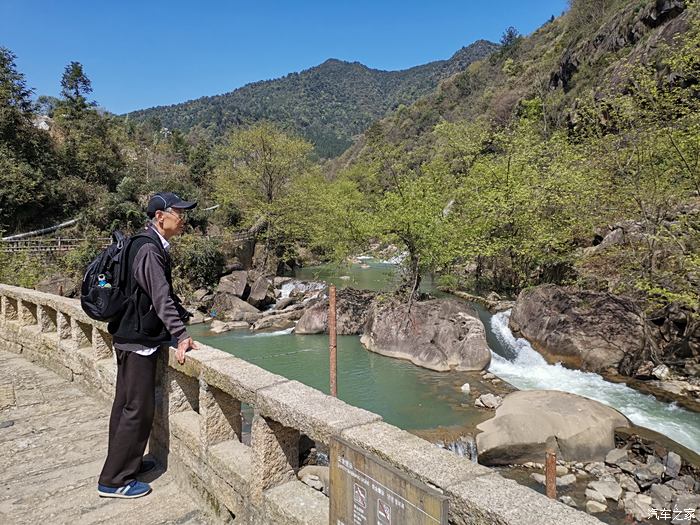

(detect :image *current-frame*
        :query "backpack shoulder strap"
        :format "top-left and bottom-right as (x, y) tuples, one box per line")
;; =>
(117, 229), (167, 288)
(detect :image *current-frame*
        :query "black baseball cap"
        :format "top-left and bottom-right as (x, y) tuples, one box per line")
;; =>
(146, 192), (197, 218)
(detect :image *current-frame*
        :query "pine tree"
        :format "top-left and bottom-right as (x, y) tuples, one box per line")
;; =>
(60, 61), (93, 116)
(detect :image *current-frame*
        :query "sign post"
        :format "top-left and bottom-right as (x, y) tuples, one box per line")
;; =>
(330, 437), (448, 525)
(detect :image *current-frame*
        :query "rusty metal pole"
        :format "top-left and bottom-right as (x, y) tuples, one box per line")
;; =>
(329, 284), (337, 397)
(545, 447), (557, 499)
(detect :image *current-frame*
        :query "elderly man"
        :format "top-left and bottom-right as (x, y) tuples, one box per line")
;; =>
(97, 192), (198, 498)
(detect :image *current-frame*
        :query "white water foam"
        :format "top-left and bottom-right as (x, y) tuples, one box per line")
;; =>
(279, 281), (297, 299)
(437, 436), (478, 462)
(250, 327), (295, 337)
(489, 310), (700, 454)
(279, 280), (325, 299)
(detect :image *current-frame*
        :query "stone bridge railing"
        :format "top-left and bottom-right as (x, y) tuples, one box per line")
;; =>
(0, 284), (600, 525)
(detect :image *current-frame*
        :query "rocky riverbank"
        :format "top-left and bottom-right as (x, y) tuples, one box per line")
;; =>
(432, 387), (700, 523)
(499, 428), (700, 523)
(184, 272), (326, 331)
(508, 284), (700, 412)
(291, 383), (700, 523)
(186, 272), (495, 373)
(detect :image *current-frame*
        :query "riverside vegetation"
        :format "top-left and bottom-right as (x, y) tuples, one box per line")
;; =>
(1, 0), (698, 393)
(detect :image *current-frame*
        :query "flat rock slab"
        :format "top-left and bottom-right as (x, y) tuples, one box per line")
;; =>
(476, 389), (630, 465)
(0, 349), (210, 524)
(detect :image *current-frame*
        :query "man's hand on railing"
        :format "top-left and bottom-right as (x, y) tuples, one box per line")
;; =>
(176, 337), (198, 365)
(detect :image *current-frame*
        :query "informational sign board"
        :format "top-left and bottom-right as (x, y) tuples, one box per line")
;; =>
(329, 437), (448, 525)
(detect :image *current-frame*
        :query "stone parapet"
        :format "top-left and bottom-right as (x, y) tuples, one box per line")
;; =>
(0, 284), (601, 524)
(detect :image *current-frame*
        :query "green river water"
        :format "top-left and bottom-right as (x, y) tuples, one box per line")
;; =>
(188, 260), (493, 434)
(189, 259), (700, 456)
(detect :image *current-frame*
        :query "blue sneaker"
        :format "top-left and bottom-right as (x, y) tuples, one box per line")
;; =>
(98, 480), (152, 498)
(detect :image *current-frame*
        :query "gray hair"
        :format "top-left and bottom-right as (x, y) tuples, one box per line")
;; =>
(149, 207), (174, 226)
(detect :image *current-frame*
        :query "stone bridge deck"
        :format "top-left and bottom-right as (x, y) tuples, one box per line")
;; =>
(0, 349), (210, 525)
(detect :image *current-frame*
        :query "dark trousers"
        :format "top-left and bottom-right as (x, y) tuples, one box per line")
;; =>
(98, 348), (159, 487)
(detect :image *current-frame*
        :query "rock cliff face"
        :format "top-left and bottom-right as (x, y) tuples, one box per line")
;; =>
(509, 284), (649, 373)
(360, 298), (491, 372)
(551, 0), (688, 91)
(643, 303), (700, 377)
(508, 284), (700, 409)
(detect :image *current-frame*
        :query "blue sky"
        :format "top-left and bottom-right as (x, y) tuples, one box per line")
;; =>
(1, 1), (568, 114)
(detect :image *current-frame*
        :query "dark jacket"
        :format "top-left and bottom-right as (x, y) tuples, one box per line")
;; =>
(108, 226), (189, 346)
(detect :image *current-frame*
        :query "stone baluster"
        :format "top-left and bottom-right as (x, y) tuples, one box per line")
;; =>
(70, 318), (91, 349)
(167, 368), (200, 415)
(249, 412), (299, 502)
(1, 296), (18, 322)
(199, 380), (242, 449)
(57, 312), (71, 341)
(92, 327), (112, 360)
(37, 305), (57, 333)
(18, 300), (37, 326)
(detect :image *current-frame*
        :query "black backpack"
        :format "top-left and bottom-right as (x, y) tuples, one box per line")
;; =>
(80, 230), (143, 322)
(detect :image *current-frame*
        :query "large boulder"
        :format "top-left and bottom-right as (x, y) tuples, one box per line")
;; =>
(360, 299), (491, 372)
(274, 296), (297, 311)
(192, 288), (210, 303)
(251, 309), (305, 331)
(585, 221), (646, 257)
(247, 276), (276, 309)
(509, 285), (647, 373)
(274, 276), (293, 287)
(285, 280), (325, 302)
(475, 390), (631, 465)
(211, 293), (261, 323)
(191, 288), (214, 312)
(187, 310), (206, 325)
(216, 271), (249, 299)
(251, 243), (280, 277)
(295, 288), (375, 335)
(298, 465), (330, 496)
(35, 274), (77, 297)
(209, 320), (250, 334)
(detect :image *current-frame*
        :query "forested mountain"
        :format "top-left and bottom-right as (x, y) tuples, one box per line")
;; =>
(336, 0), (694, 169)
(125, 40), (498, 157)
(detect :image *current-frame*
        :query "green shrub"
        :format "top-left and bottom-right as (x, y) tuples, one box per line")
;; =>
(170, 234), (224, 294)
(0, 250), (55, 288)
(61, 236), (103, 280)
(436, 273), (460, 290)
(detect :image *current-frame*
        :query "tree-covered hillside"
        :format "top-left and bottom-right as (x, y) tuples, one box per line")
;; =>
(336, 0), (693, 169)
(304, 0), (699, 317)
(125, 40), (498, 158)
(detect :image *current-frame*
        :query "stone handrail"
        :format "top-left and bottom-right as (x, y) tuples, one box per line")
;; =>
(0, 284), (601, 524)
